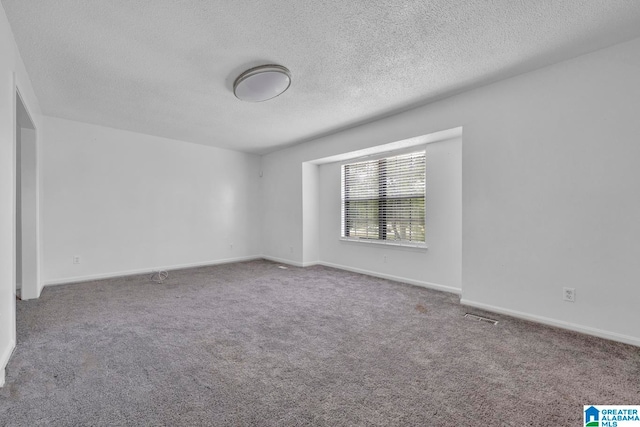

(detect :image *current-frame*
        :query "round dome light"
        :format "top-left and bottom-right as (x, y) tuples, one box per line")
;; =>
(233, 65), (291, 102)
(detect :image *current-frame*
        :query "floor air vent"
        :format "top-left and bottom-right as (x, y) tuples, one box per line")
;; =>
(464, 313), (498, 325)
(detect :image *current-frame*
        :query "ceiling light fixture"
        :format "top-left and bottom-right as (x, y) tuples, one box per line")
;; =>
(233, 64), (291, 102)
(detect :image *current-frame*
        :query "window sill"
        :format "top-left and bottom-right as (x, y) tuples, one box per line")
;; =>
(339, 237), (428, 250)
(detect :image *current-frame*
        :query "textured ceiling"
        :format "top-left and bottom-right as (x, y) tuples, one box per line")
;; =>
(4, 1), (640, 153)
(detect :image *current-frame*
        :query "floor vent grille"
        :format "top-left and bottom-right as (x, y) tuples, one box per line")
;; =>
(464, 313), (498, 325)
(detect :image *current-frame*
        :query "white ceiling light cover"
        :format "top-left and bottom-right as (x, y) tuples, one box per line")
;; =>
(233, 65), (291, 102)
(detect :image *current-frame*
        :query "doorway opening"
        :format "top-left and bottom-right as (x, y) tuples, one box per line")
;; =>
(16, 91), (39, 300)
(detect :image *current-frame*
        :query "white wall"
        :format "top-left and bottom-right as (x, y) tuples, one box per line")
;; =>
(15, 126), (21, 290)
(0, 2), (42, 386)
(318, 138), (462, 293)
(261, 36), (640, 346)
(301, 163), (320, 265)
(41, 117), (262, 284)
(17, 126), (38, 299)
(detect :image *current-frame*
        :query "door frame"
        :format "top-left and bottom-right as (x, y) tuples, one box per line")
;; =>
(15, 85), (41, 301)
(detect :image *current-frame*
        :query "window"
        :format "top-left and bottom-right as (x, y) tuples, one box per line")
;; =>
(341, 151), (426, 246)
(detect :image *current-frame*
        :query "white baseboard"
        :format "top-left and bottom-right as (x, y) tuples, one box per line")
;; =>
(317, 261), (461, 295)
(43, 255), (262, 287)
(301, 261), (320, 267)
(260, 255), (311, 268)
(461, 298), (640, 348)
(0, 339), (16, 387)
(19, 282), (43, 301)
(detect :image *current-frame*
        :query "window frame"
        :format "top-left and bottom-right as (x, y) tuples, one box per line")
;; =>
(340, 147), (427, 249)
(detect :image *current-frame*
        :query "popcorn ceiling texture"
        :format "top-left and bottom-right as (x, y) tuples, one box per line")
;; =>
(1, 260), (639, 425)
(3, 1), (640, 152)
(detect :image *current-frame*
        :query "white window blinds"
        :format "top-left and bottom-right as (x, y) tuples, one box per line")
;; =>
(341, 151), (426, 245)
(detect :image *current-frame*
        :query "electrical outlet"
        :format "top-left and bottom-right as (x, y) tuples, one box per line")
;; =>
(563, 287), (575, 302)
(73, 255), (81, 265)
(229, 243), (233, 250)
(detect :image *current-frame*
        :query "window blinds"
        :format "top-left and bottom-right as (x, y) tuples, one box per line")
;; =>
(341, 151), (426, 244)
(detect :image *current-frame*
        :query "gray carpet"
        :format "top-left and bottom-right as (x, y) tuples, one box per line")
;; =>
(1, 260), (638, 426)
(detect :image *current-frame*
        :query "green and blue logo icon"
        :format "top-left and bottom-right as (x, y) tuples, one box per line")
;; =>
(585, 406), (600, 427)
